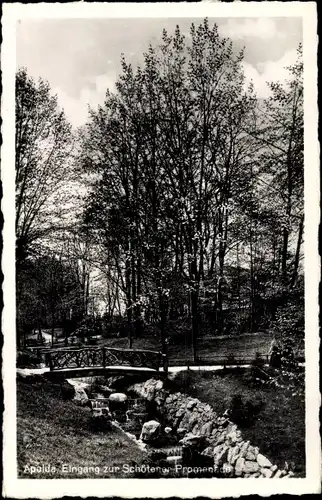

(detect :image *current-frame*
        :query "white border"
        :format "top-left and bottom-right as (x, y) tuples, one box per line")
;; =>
(1, 2), (320, 498)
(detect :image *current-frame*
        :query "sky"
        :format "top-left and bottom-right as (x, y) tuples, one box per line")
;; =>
(16, 17), (302, 128)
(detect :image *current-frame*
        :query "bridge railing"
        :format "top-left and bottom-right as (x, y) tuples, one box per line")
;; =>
(45, 346), (164, 372)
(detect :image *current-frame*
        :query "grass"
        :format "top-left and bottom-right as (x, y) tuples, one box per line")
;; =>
(17, 378), (146, 478)
(176, 367), (305, 476)
(100, 331), (273, 365)
(28, 328), (275, 366)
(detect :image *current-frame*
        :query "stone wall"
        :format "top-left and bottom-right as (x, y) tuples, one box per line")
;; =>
(129, 378), (294, 479)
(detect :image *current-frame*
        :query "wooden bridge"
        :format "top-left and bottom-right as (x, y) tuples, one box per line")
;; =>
(39, 346), (168, 379)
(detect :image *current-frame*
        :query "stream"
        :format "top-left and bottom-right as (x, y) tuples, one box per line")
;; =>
(68, 377), (184, 468)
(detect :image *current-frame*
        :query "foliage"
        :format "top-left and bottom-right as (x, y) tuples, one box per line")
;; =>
(184, 370), (305, 474)
(16, 253), (85, 345)
(16, 350), (41, 368)
(229, 393), (264, 426)
(15, 68), (74, 265)
(16, 24), (304, 359)
(273, 302), (304, 347)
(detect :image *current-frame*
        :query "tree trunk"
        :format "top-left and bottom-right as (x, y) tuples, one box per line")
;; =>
(51, 309), (55, 347)
(134, 255), (142, 338)
(249, 227), (254, 333)
(126, 241), (133, 348)
(291, 214), (304, 287)
(237, 241), (242, 334)
(190, 289), (199, 362)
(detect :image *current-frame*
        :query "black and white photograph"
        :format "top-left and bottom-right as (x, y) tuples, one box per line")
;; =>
(1, 2), (320, 498)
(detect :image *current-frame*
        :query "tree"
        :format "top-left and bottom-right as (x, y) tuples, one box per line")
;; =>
(80, 19), (258, 359)
(15, 68), (74, 267)
(253, 45), (304, 286)
(16, 252), (83, 347)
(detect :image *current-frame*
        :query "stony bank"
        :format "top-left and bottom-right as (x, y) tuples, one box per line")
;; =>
(128, 377), (296, 479)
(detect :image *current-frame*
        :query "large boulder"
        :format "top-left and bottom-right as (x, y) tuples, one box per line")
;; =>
(73, 385), (89, 405)
(257, 453), (273, 468)
(108, 393), (128, 419)
(140, 420), (161, 443)
(64, 380), (89, 405)
(109, 392), (128, 404)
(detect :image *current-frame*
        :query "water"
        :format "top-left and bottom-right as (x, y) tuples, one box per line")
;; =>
(89, 390), (183, 463)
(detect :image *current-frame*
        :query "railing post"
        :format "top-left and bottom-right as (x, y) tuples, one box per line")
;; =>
(102, 347), (106, 368)
(48, 352), (54, 371)
(162, 353), (168, 377)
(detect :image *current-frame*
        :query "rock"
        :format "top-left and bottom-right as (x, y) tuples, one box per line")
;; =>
(180, 433), (205, 449)
(247, 445), (259, 457)
(98, 385), (114, 396)
(73, 385), (88, 405)
(175, 408), (186, 418)
(244, 461), (259, 474)
(140, 420), (161, 443)
(155, 395), (166, 407)
(213, 444), (223, 455)
(222, 463), (233, 476)
(261, 468), (273, 478)
(216, 416), (230, 427)
(109, 393), (127, 403)
(165, 395), (173, 405)
(226, 431), (238, 445)
(235, 457), (245, 476)
(239, 441), (250, 458)
(201, 446), (213, 458)
(200, 421), (213, 437)
(155, 380), (164, 391)
(227, 445), (240, 465)
(191, 423), (201, 435)
(226, 422), (237, 433)
(270, 464), (278, 473)
(273, 469), (283, 479)
(187, 399), (197, 410)
(166, 455), (182, 466)
(180, 412), (199, 432)
(257, 453), (273, 468)
(214, 445), (229, 466)
(213, 431), (227, 446)
(245, 451), (256, 461)
(22, 433), (33, 446)
(164, 427), (172, 435)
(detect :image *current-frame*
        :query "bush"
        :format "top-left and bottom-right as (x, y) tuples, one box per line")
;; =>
(102, 315), (128, 337)
(229, 393), (264, 426)
(272, 302), (304, 360)
(252, 351), (265, 369)
(167, 318), (192, 345)
(17, 350), (41, 368)
(164, 369), (196, 393)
